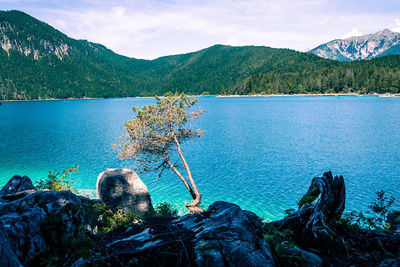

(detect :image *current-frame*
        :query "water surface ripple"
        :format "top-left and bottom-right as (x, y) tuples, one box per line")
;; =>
(0, 96), (399, 219)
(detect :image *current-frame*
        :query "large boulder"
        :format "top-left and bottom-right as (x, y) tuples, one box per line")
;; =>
(96, 169), (153, 215)
(0, 175), (36, 196)
(0, 175), (99, 265)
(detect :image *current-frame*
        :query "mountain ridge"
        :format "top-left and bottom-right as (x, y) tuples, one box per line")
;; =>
(309, 29), (400, 61)
(1, 10), (400, 99)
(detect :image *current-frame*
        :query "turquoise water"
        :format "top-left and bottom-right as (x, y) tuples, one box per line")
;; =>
(0, 96), (399, 220)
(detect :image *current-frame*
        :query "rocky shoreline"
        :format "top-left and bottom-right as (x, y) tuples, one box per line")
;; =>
(0, 171), (399, 266)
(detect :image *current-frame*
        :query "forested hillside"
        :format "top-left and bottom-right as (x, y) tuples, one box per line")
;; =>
(1, 10), (400, 100)
(233, 55), (400, 95)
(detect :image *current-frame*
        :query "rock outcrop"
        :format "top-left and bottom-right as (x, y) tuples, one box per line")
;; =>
(309, 29), (400, 61)
(97, 169), (153, 215)
(0, 176), (99, 265)
(92, 201), (275, 267)
(0, 175), (36, 196)
(0, 222), (22, 267)
(175, 201), (275, 266)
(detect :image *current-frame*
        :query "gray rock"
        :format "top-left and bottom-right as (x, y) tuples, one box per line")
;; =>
(174, 201), (275, 267)
(0, 176), (98, 265)
(101, 201), (275, 266)
(281, 241), (323, 267)
(0, 175), (36, 196)
(0, 222), (22, 267)
(71, 257), (88, 267)
(97, 168), (153, 215)
(379, 258), (400, 267)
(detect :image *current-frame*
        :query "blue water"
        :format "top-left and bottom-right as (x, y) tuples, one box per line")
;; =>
(0, 96), (399, 220)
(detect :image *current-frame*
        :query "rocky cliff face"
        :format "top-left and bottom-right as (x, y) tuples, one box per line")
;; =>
(309, 29), (400, 61)
(0, 13), (72, 60)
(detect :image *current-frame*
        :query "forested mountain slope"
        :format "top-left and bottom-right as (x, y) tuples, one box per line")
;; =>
(1, 10), (399, 100)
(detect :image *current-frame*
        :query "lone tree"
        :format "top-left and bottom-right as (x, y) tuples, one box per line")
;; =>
(116, 93), (205, 213)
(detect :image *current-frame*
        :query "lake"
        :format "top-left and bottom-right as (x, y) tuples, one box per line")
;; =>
(0, 96), (399, 220)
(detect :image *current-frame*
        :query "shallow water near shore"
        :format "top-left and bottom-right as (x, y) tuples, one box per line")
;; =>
(0, 96), (399, 220)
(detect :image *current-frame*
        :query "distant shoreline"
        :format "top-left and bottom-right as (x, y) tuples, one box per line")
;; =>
(1, 93), (399, 102)
(214, 93), (399, 97)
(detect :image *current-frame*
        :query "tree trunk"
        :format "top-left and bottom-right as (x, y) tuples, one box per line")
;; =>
(173, 135), (204, 213)
(272, 171), (346, 239)
(305, 171), (346, 238)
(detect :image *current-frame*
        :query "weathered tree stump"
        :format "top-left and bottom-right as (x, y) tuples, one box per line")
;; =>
(272, 171), (345, 239)
(304, 171), (346, 238)
(269, 171), (400, 265)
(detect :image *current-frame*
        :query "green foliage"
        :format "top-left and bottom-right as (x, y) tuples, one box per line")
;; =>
(86, 202), (179, 235)
(36, 165), (79, 193)
(87, 203), (141, 235)
(284, 208), (296, 215)
(340, 190), (395, 231)
(369, 190), (395, 218)
(40, 215), (98, 266)
(153, 202), (179, 217)
(68, 229), (98, 258)
(116, 92), (204, 173)
(273, 243), (308, 267)
(116, 92), (204, 212)
(39, 256), (59, 267)
(297, 195), (318, 209)
(263, 224), (307, 267)
(40, 213), (64, 246)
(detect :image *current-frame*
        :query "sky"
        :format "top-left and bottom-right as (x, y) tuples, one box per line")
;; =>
(1, 0), (400, 59)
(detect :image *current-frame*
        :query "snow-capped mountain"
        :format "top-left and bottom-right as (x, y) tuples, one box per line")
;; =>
(309, 29), (400, 61)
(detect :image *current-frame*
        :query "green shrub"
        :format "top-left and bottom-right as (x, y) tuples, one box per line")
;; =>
(263, 224), (306, 267)
(297, 195), (318, 209)
(284, 208), (296, 215)
(87, 203), (141, 234)
(68, 227), (98, 258)
(274, 242), (308, 267)
(340, 190), (395, 231)
(36, 165), (79, 193)
(153, 202), (179, 217)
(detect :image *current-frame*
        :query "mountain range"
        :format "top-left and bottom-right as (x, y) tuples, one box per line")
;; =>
(309, 29), (400, 61)
(0, 10), (400, 100)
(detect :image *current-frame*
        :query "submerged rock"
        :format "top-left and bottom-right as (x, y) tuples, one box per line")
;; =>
(97, 168), (153, 215)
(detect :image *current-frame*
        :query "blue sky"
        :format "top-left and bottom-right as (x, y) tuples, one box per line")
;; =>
(1, 0), (400, 59)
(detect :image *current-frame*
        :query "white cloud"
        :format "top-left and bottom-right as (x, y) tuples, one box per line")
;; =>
(341, 28), (364, 39)
(4, 0), (399, 59)
(392, 19), (400, 32)
(226, 38), (249, 46)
